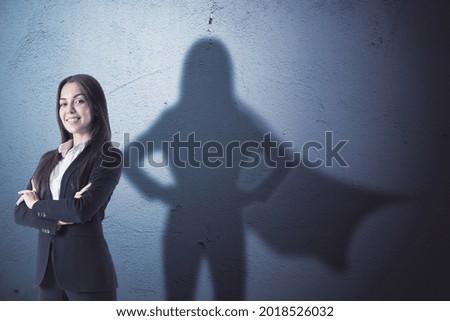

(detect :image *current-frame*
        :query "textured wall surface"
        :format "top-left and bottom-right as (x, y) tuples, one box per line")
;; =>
(1, 0), (449, 300)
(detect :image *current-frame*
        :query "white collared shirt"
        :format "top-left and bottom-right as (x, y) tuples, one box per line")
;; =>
(49, 139), (89, 200)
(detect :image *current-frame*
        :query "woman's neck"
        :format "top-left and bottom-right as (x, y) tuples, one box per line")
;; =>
(72, 133), (91, 146)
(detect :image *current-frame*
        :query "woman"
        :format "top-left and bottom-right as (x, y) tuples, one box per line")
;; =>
(14, 74), (122, 300)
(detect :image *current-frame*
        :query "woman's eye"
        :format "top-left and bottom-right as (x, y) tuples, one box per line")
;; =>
(59, 103), (67, 108)
(75, 99), (85, 104)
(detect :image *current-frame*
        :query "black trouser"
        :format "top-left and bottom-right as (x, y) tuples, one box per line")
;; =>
(38, 255), (116, 301)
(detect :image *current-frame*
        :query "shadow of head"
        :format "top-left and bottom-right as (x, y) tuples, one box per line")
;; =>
(181, 38), (233, 103)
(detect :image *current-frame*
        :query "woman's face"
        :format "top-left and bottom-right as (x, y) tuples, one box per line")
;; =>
(59, 82), (93, 141)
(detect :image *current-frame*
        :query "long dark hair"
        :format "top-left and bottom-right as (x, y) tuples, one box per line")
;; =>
(32, 74), (112, 199)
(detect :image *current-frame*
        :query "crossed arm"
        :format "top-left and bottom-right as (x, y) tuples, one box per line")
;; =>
(16, 181), (91, 226)
(14, 159), (122, 234)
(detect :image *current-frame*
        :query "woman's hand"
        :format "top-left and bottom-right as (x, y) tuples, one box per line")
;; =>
(57, 220), (73, 226)
(58, 182), (92, 226)
(16, 180), (39, 209)
(74, 182), (91, 199)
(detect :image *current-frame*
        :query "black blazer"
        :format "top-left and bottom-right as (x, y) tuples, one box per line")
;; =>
(14, 144), (122, 292)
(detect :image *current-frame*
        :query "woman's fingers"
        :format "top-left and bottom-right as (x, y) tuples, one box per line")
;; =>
(79, 182), (92, 194)
(16, 195), (24, 206)
(57, 220), (74, 225)
(74, 182), (92, 199)
(16, 189), (38, 209)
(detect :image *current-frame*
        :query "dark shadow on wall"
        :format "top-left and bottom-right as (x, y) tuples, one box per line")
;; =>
(123, 38), (394, 300)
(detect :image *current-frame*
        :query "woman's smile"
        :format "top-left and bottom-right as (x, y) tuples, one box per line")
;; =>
(65, 116), (81, 123)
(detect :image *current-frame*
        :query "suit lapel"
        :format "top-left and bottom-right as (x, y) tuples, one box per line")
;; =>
(59, 144), (92, 199)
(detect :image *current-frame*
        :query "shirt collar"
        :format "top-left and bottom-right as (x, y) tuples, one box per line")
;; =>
(58, 139), (90, 158)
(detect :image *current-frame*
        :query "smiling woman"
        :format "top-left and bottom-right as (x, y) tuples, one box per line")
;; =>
(14, 74), (122, 301)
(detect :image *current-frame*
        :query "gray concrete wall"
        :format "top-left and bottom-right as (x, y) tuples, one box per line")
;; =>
(1, 0), (449, 300)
